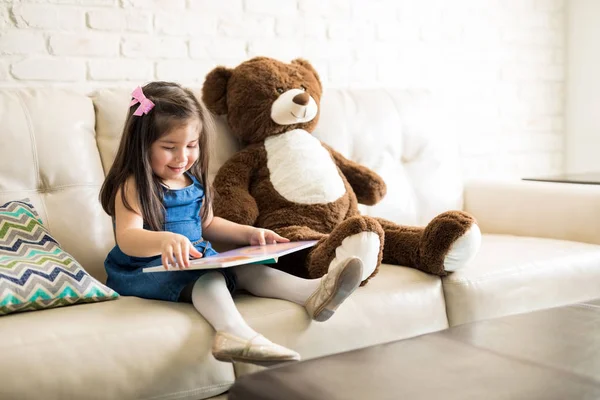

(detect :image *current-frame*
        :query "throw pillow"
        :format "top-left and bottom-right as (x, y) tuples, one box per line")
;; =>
(0, 199), (118, 316)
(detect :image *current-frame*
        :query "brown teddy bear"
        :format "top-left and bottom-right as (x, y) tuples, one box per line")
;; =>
(202, 56), (481, 285)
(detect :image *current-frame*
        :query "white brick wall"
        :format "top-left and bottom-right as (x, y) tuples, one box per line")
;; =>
(0, 0), (565, 179)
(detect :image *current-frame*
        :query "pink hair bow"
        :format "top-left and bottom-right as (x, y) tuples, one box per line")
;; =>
(129, 86), (155, 116)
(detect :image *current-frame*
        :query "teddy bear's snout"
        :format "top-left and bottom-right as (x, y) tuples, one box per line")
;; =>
(271, 88), (318, 125)
(293, 92), (310, 106)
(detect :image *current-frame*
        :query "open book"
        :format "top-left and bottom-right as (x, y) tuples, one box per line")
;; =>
(143, 240), (318, 273)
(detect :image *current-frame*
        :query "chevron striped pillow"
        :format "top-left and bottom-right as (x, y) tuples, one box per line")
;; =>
(0, 199), (118, 315)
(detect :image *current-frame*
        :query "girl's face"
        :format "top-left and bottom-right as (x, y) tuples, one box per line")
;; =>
(150, 119), (201, 185)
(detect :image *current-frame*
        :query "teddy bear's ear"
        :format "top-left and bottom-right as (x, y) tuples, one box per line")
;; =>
(202, 66), (233, 115)
(291, 58), (322, 90)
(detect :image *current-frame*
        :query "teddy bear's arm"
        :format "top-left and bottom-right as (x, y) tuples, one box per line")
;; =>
(321, 143), (387, 206)
(212, 147), (264, 226)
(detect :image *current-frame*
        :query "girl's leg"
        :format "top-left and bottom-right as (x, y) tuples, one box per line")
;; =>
(191, 271), (269, 345)
(234, 258), (363, 322)
(234, 263), (320, 305)
(192, 271), (300, 364)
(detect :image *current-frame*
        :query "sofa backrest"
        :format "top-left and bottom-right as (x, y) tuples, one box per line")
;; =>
(1, 88), (463, 283)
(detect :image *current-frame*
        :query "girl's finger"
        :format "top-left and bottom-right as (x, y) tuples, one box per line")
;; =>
(168, 248), (177, 269)
(164, 245), (174, 270)
(182, 242), (190, 268)
(174, 243), (185, 270)
(274, 232), (290, 242)
(189, 245), (203, 258)
(259, 230), (266, 246)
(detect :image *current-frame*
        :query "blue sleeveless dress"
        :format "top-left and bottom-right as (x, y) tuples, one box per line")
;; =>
(104, 173), (236, 302)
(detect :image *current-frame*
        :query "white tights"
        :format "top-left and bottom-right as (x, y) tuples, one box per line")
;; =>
(191, 264), (320, 344)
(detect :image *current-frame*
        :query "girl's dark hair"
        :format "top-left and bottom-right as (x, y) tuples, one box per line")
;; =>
(100, 81), (215, 231)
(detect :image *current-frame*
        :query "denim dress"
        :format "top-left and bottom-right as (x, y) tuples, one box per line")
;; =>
(104, 173), (236, 302)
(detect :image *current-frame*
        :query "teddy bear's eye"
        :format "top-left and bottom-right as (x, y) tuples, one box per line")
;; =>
(276, 87), (284, 94)
(300, 85), (306, 91)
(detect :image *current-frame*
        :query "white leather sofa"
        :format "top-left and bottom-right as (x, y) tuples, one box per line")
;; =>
(1, 87), (599, 400)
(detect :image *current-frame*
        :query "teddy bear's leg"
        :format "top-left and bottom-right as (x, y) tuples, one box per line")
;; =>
(274, 226), (328, 242)
(375, 217), (422, 268)
(271, 226), (328, 278)
(305, 216), (384, 286)
(376, 211), (481, 276)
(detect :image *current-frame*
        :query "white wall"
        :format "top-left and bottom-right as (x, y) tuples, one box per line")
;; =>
(0, 0), (566, 179)
(565, 0), (600, 174)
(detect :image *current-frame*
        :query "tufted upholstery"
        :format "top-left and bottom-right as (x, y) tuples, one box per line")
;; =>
(0, 89), (115, 282)
(315, 89), (463, 225)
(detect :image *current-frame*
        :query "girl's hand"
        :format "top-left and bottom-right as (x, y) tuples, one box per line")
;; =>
(161, 232), (203, 270)
(249, 228), (290, 246)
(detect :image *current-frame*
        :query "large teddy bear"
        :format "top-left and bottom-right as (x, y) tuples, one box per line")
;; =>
(202, 56), (481, 284)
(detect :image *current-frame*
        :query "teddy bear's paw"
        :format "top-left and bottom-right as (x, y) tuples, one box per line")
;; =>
(421, 211), (481, 275)
(306, 216), (384, 281)
(330, 231), (381, 281)
(443, 223), (481, 272)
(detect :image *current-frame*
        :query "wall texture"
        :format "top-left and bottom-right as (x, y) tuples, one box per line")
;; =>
(0, 0), (565, 179)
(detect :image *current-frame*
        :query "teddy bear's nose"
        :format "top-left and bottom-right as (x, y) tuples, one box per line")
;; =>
(293, 92), (310, 106)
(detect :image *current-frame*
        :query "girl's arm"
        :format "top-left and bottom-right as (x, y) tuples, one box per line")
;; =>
(202, 205), (288, 245)
(114, 177), (172, 257)
(115, 177), (203, 266)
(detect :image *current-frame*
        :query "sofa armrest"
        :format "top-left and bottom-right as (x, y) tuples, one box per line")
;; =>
(463, 179), (600, 245)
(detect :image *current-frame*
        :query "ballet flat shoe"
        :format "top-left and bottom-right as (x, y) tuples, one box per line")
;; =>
(212, 331), (301, 367)
(304, 256), (363, 322)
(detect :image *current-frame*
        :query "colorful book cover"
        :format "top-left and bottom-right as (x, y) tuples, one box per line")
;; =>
(143, 240), (318, 273)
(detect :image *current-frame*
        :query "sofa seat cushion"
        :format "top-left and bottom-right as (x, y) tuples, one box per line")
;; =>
(231, 263), (448, 377)
(443, 234), (600, 326)
(0, 296), (234, 400)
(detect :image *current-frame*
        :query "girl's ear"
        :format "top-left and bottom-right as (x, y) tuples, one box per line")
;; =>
(202, 67), (233, 116)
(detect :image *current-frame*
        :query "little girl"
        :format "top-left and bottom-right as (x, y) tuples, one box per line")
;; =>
(100, 82), (364, 366)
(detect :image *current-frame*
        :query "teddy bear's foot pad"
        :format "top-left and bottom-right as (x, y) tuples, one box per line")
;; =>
(443, 224), (482, 272)
(330, 231), (380, 281)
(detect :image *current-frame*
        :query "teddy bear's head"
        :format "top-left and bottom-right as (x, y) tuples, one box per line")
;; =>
(202, 57), (323, 144)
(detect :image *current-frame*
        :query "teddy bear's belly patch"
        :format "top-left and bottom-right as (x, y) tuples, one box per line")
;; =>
(265, 129), (346, 204)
